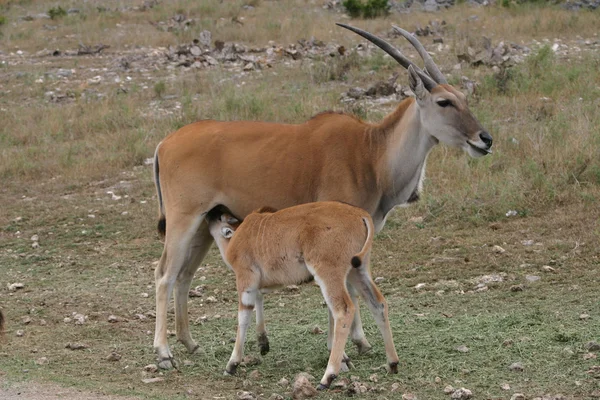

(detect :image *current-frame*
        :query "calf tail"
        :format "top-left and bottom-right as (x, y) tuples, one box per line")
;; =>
(351, 216), (374, 268)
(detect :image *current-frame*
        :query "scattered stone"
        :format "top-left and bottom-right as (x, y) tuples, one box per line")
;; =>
(585, 341), (600, 351)
(144, 364), (158, 373)
(237, 391), (256, 400)
(541, 265), (555, 272)
(73, 313), (87, 325)
(292, 373), (318, 399)
(269, 394), (284, 400)
(189, 285), (204, 297)
(510, 394), (526, 400)
(311, 326), (324, 334)
(249, 369), (261, 380)
(135, 313), (147, 320)
(8, 282), (25, 291)
(456, 345), (469, 353)
(415, 283), (427, 290)
(331, 378), (348, 389)
(501, 383), (511, 390)
(35, 357), (49, 365)
(492, 245), (506, 254)
(347, 381), (368, 395)
(16, 330), (25, 337)
(583, 353), (597, 360)
(142, 377), (164, 384)
(509, 362), (524, 372)
(451, 388), (472, 399)
(391, 382), (401, 392)
(374, 277), (385, 284)
(22, 316), (32, 325)
(242, 355), (261, 366)
(510, 284), (524, 292)
(278, 377), (289, 387)
(369, 373), (378, 382)
(526, 275), (540, 283)
(402, 393), (417, 400)
(108, 315), (119, 323)
(183, 359), (194, 366)
(286, 284), (300, 291)
(580, 313), (590, 320)
(65, 343), (88, 350)
(444, 385), (454, 394)
(107, 352), (122, 361)
(206, 296), (218, 303)
(77, 43), (110, 56)
(434, 376), (442, 384)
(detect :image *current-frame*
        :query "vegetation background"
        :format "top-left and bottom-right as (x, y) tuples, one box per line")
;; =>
(0, 0), (598, 399)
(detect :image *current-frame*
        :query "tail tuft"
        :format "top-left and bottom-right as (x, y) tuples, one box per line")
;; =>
(157, 217), (166, 238)
(351, 256), (362, 268)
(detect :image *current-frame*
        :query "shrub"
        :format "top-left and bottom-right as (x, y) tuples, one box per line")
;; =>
(343, 0), (390, 19)
(48, 6), (67, 19)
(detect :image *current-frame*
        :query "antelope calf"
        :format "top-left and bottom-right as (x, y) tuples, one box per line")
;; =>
(206, 202), (399, 389)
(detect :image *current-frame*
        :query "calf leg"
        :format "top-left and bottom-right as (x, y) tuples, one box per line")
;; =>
(348, 284), (372, 354)
(327, 308), (352, 372)
(348, 265), (399, 373)
(255, 291), (270, 355)
(154, 213), (204, 369)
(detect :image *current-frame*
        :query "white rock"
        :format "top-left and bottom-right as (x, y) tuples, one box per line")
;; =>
(451, 388), (473, 399)
(8, 282), (24, 291)
(492, 245), (506, 254)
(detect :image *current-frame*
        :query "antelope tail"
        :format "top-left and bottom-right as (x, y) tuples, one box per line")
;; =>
(154, 143), (166, 238)
(351, 216), (374, 268)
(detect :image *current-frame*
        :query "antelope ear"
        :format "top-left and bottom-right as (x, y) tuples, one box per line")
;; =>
(221, 227), (234, 239)
(408, 65), (427, 101)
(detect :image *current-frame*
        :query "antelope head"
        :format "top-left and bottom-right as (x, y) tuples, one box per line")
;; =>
(337, 24), (493, 157)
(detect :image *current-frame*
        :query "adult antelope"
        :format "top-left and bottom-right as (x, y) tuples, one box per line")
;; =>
(206, 202), (399, 389)
(152, 24), (492, 369)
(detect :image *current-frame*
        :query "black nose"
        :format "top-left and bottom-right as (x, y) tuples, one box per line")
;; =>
(479, 131), (493, 148)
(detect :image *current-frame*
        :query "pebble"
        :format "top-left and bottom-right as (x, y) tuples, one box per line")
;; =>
(451, 388), (473, 399)
(106, 352), (122, 361)
(509, 362), (524, 372)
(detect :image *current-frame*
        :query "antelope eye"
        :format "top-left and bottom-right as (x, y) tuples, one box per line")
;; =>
(437, 99), (452, 108)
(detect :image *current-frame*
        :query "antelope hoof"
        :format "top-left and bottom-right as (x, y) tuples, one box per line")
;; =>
(317, 373), (337, 390)
(225, 362), (239, 376)
(258, 333), (270, 355)
(157, 357), (178, 370)
(388, 361), (399, 374)
(353, 339), (372, 355)
(316, 383), (329, 391)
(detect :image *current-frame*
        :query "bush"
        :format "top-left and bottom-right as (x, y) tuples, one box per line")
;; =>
(48, 6), (67, 19)
(343, 0), (390, 19)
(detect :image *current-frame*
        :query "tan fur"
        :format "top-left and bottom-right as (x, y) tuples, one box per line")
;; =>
(207, 202), (398, 388)
(150, 32), (492, 370)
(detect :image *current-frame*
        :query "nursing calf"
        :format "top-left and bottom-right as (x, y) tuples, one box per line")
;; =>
(206, 201), (399, 389)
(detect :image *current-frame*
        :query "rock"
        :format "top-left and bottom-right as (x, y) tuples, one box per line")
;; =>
(142, 377), (164, 384)
(526, 275), (540, 283)
(278, 377), (289, 387)
(451, 388), (473, 399)
(541, 265), (555, 272)
(237, 391), (256, 400)
(242, 355), (261, 366)
(492, 245), (506, 254)
(509, 362), (524, 372)
(501, 383), (511, 390)
(510, 284), (524, 292)
(35, 357), (49, 365)
(73, 313), (87, 325)
(22, 316), (32, 325)
(456, 345), (469, 353)
(189, 286), (204, 297)
(106, 352), (122, 361)
(108, 315), (119, 323)
(16, 330), (25, 337)
(249, 369), (261, 380)
(190, 46), (202, 56)
(199, 30), (212, 47)
(580, 313), (591, 320)
(402, 393), (417, 400)
(585, 341), (600, 351)
(206, 296), (217, 303)
(415, 283), (427, 290)
(347, 381), (368, 395)
(183, 360), (194, 366)
(269, 394), (284, 400)
(443, 385), (454, 394)
(583, 353), (597, 360)
(286, 285), (300, 291)
(144, 364), (158, 372)
(347, 87), (366, 99)
(391, 382), (401, 392)
(292, 373), (318, 399)
(8, 282), (25, 291)
(510, 394), (526, 400)
(311, 326), (324, 334)
(65, 343), (88, 350)
(369, 373), (378, 382)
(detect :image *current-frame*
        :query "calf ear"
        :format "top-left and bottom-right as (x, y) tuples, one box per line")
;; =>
(408, 65), (427, 101)
(221, 227), (234, 239)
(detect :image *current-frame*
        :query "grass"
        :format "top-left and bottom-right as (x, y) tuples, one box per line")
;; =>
(1, 0), (599, 399)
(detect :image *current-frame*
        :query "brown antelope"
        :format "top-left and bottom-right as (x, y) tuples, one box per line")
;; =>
(152, 24), (492, 369)
(206, 202), (399, 389)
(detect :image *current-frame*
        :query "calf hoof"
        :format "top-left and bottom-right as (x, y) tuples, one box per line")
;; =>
(353, 339), (372, 355)
(317, 374), (337, 390)
(341, 356), (353, 372)
(388, 361), (399, 374)
(258, 333), (270, 356)
(224, 362), (239, 376)
(188, 343), (200, 354)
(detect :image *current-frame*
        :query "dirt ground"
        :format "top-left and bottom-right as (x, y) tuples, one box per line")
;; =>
(0, 378), (140, 400)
